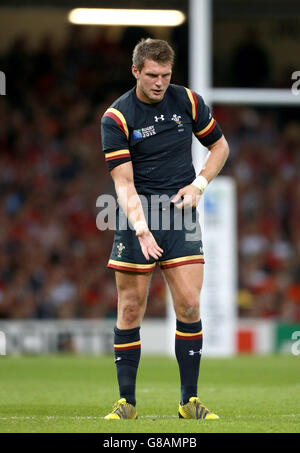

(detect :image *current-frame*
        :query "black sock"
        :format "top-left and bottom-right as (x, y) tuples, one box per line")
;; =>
(175, 319), (203, 405)
(114, 326), (141, 407)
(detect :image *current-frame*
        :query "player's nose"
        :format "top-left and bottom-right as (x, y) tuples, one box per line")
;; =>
(155, 76), (163, 87)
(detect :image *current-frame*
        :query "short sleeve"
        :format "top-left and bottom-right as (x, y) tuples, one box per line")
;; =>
(101, 107), (131, 171)
(185, 88), (223, 147)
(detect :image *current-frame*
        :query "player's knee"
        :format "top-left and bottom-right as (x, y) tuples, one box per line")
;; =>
(177, 295), (200, 322)
(120, 303), (140, 324)
(118, 292), (145, 325)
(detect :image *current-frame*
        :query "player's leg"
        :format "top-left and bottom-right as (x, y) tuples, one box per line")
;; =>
(163, 262), (203, 323)
(162, 262), (203, 403)
(105, 270), (152, 420)
(162, 263), (218, 419)
(115, 269), (152, 329)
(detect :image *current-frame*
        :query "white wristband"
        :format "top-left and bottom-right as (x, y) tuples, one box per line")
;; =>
(133, 220), (148, 233)
(191, 175), (208, 193)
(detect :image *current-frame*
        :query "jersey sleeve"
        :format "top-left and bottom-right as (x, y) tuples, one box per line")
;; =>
(101, 107), (131, 171)
(185, 88), (223, 147)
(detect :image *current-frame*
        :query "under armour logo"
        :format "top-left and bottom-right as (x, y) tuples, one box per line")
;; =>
(154, 115), (164, 122)
(189, 349), (202, 356)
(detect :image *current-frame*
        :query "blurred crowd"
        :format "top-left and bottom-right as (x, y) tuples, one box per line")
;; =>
(218, 106), (300, 321)
(0, 28), (299, 321)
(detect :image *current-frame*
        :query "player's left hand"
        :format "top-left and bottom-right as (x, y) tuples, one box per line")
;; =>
(171, 185), (202, 209)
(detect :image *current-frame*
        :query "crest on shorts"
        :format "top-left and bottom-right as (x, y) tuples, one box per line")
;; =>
(117, 243), (125, 258)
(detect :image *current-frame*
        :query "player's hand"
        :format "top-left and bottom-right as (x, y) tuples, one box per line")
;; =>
(135, 223), (163, 261)
(171, 185), (202, 209)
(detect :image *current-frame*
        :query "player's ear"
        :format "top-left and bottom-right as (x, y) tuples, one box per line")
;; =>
(131, 65), (139, 80)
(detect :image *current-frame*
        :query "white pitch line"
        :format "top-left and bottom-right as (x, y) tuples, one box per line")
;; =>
(0, 414), (299, 421)
(0, 415), (177, 420)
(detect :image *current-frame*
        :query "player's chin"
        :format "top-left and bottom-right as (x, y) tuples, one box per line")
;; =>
(150, 90), (164, 100)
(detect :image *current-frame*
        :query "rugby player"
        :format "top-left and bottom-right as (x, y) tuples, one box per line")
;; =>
(101, 38), (229, 420)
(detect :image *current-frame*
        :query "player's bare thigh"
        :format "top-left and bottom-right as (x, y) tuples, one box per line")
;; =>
(162, 263), (204, 323)
(115, 270), (153, 329)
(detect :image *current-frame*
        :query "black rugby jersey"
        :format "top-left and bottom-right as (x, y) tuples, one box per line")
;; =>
(101, 84), (222, 197)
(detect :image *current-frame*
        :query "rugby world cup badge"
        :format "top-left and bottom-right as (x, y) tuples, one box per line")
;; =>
(133, 125), (156, 139)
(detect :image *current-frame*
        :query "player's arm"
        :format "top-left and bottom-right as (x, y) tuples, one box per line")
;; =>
(110, 161), (147, 232)
(172, 135), (229, 209)
(101, 108), (163, 260)
(173, 90), (229, 208)
(111, 162), (163, 261)
(198, 134), (229, 183)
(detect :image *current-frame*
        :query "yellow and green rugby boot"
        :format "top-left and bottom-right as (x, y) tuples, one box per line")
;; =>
(104, 398), (137, 420)
(178, 397), (219, 420)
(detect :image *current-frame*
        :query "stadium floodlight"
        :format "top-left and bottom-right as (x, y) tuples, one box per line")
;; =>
(68, 8), (186, 27)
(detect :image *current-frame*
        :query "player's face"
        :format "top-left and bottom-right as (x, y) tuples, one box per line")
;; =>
(132, 59), (172, 104)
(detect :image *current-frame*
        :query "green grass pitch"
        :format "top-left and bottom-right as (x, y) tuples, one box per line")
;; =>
(0, 354), (299, 433)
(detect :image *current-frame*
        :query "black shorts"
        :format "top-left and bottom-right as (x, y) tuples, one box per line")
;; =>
(107, 201), (204, 273)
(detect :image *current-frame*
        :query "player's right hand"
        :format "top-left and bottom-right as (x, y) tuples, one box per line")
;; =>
(136, 228), (163, 261)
